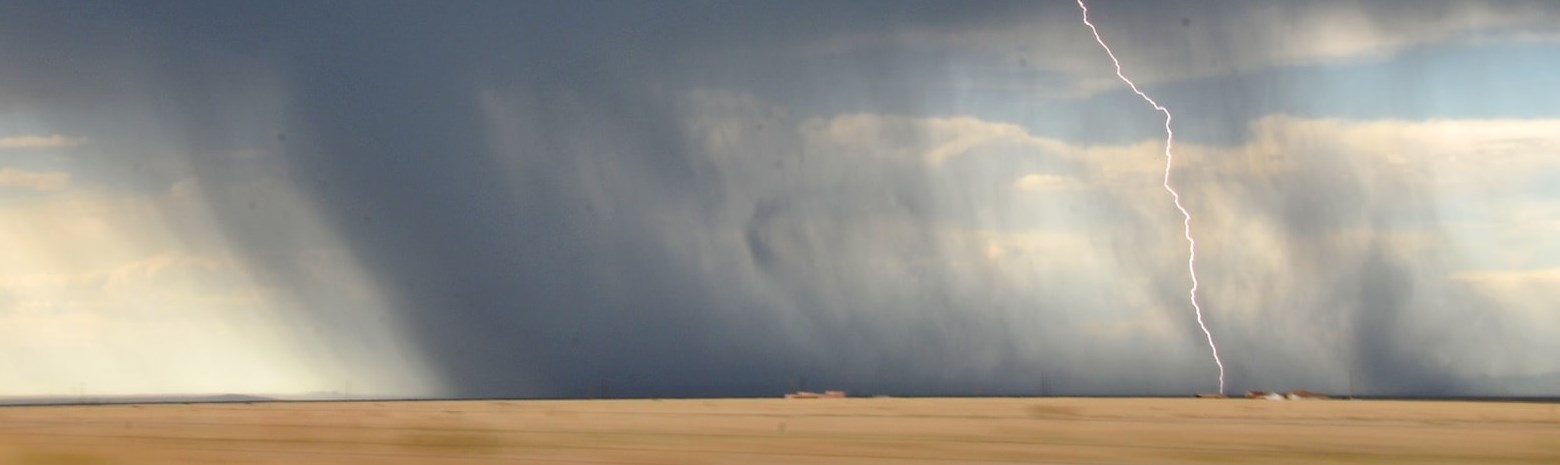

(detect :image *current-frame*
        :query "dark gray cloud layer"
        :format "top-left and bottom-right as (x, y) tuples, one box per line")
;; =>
(1, 1), (1549, 397)
(1, 0), (1055, 397)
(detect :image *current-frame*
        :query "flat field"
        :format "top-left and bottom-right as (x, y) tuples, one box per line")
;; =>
(1, 397), (1557, 464)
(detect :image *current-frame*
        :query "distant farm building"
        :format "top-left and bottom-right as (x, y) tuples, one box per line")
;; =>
(785, 390), (846, 399)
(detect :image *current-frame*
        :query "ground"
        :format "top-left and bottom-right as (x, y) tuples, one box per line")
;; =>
(0, 397), (1556, 464)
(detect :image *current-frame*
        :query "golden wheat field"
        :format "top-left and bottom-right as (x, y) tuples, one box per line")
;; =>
(0, 397), (1557, 464)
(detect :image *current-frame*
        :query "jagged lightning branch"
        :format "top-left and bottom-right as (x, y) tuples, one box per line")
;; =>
(1076, 0), (1226, 394)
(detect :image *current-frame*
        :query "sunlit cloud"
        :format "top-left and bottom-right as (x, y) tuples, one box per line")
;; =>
(811, 1), (1560, 95)
(0, 167), (70, 192)
(1451, 268), (1560, 295)
(1013, 173), (1085, 192)
(0, 175), (444, 397)
(0, 134), (88, 149)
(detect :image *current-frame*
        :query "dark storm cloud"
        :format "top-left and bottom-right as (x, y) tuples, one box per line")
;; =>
(2, 0), (1550, 397)
(0, 0), (1065, 397)
(1185, 135), (1492, 395)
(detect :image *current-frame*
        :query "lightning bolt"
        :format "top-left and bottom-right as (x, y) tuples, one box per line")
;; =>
(1076, 0), (1226, 394)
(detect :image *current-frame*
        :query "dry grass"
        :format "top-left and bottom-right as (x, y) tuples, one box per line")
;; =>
(0, 397), (1556, 464)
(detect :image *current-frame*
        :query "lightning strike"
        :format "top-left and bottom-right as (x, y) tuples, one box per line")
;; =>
(1076, 0), (1226, 394)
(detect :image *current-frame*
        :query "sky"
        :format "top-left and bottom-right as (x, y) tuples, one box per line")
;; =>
(2, 0), (1558, 398)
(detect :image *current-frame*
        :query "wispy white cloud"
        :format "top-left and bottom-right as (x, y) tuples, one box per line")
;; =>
(1013, 173), (1086, 192)
(810, 1), (1560, 96)
(0, 167), (70, 192)
(1452, 268), (1560, 288)
(1232, 116), (1560, 190)
(800, 114), (1069, 165)
(0, 134), (88, 149)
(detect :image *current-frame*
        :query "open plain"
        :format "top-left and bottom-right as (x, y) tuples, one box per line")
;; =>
(1, 397), (1557, 464)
